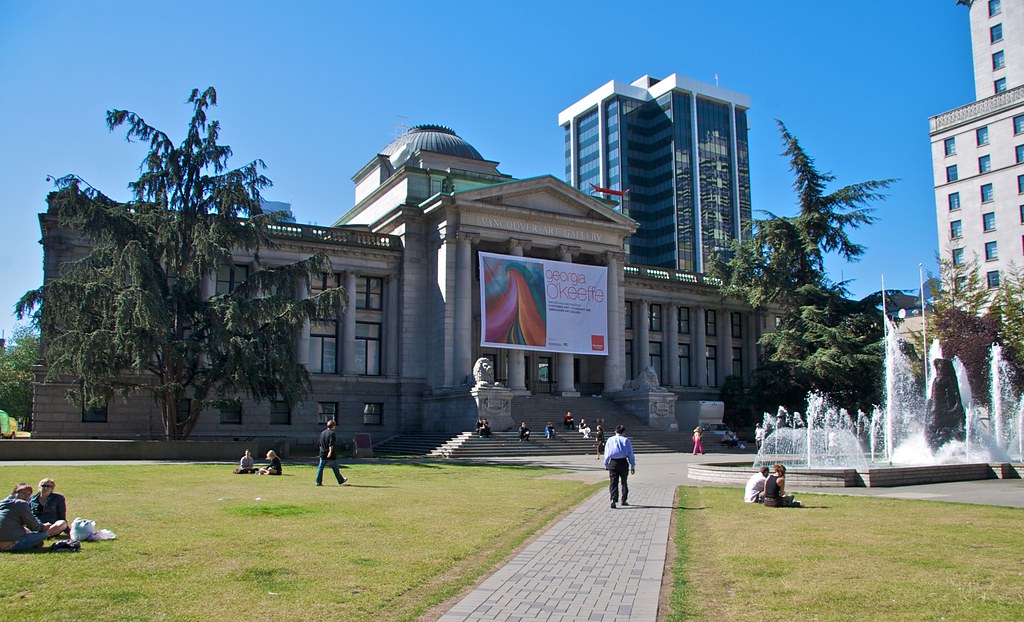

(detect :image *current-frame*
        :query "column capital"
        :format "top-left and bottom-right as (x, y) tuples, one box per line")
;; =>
(456, 230), (481, 244)
(508, 238), (533, 253)
(557, 244), (581, 260)
(603, 250), (626, 264)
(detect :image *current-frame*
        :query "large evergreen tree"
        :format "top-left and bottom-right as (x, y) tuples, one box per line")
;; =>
(715, 121), (894, 413)
(17, 88), (344, 439)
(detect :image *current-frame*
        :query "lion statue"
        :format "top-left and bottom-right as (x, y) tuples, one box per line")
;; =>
(623, 365), (662, 391)
(473, 357), (496, 387)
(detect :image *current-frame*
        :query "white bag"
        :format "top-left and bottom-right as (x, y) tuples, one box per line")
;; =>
(70, 518), (95, 541)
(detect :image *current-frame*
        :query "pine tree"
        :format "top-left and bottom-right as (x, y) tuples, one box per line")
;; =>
(17, 88), (344, 439)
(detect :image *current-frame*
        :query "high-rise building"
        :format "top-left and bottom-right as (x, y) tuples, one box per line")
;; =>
(930, 0), (1024, 289)
(559, 74), (752, 272)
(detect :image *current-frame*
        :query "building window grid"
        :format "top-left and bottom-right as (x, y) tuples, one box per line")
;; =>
(992, 23), (1003, 44)
(1019, 174), (1024, 194)
(649, 341), (663, 380)
(944, 137), (956, 156)
(977, 126), (990, 146)
(979, 155), (992, 174)
(731, 312), (742, 338)
(996, 78), (1007, 94)
(355, 322), (381, 376)
(624, 301), (633, 330)
(983, 211), (997, 231)
(952, 247), (965, 265)
(216, 264), (248, 295)
(355, 276), (383, 310)
(990, 0), (1002, 17)
(732, 347), (743, 377)
(948, 192), (961, 211)
(270, 401), (291, 425)
(649, 303), (662, 332)
(705, 345), (717, 387)
(82, 402), (108, 423)
(678, 307), (690, 334)
(1015, 115), (1024, 135)
(987, 270), (1001, 288)
(705, 309), (717, 337)
(219, 403), (242, 425)
(678, 342), (691, 386)
(985, 241), (999, 261)
(981, 183), (994, 203)
(363, 403), (383, 425)
(947, 165), (958, 182)
(317, 402), (337, 424)
(993, 50), (1006, 70)
(951, 220), (963, 239)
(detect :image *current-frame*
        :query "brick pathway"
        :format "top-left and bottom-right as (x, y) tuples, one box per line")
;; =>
(438, 482), (675, 622)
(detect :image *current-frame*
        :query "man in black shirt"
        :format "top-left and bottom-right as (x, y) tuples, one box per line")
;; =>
(316, 420), (347, 486)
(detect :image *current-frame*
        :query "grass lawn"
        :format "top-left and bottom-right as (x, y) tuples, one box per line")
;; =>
(667, 486), (1024, 622)
(0, 462), (596, 622)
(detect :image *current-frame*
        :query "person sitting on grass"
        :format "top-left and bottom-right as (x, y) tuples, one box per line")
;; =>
(762, 464), (800, 507)
(234, 449), (256, 474)
(30, 478), (69, 537)
(519, 422), (530, 441)
(259, 450), (282, 475)
(0, 484), (69, 552)
(743, 466), (769, 503)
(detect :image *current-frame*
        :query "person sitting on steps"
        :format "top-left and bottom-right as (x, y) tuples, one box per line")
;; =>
(518, 422), (530, 441)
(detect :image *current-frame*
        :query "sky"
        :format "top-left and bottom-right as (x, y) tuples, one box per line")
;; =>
(0, 1), (976, 344)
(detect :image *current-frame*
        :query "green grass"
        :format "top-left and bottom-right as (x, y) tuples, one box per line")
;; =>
(0, 462), (597, 622)
(667, 486), (1024, 622)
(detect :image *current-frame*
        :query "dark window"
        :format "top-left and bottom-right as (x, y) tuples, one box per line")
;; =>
(649, 303), (662, 332)
(946, 165), (958, 182)
(706, 345), (717, 387)
(990, 0), (1002, 17)
(678, 342), (690, 386)
(175, 399), (190, 424)
(1020, 204), (1024, 223)
(992, 23), (1003, 43)
(952, 247), (965, 265)
(624, 301), (633, 330)
(216, 264), (248, 295)
(705, 309), (717, 337)
(980, 155), (992, 174)
(944, 137), (956, 156)
(983, 211), (997, 231)
(649, 341), (663, 379)
(270, 401), (291, 425)
(951, 220), (963, 239)
(355, 322), (381, 375)
(948, 192), (961, 211)
(624, 340), (633, 380)
(82, 402), (108, 423)
(317, 402), (337, 424)
(678, 306), (690, 334)
(985, 241), (999, 261)
(987, 270), (1001, 288)
(982, 183), (994, 202)
(1018, 174), (1024, 194)
(993, 50), (1006, 70)
(1015, 114), (1024, 135)
(1017, 145), (1024, 164)
(356, 276), (383, 310)
(732, 347), (743, 377)
(731, 312), (742, 338)
(363, 403), (383, 425)
(219, 402), (242, 425)
(996, 78), (1008, 94)
(977, 126), (990, 146)
(309, 320), (337, 374)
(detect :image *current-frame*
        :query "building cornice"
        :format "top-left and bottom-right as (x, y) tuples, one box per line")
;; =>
(930, 85), (1024, 134)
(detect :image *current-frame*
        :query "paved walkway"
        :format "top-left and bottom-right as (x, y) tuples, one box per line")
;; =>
(435, 451), (1024, 621)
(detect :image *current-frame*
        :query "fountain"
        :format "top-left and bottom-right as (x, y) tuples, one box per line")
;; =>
(752, 318), (1023, 471)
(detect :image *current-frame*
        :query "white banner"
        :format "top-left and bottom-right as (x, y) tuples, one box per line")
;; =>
(479, 251), (608, 356)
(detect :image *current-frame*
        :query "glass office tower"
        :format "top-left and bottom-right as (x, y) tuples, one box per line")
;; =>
(559, 75), (752, 272)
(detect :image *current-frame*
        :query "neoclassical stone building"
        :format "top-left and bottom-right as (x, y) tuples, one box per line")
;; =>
(31, 125), (775, 442)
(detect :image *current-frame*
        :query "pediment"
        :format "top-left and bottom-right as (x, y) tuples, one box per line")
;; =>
(452, 175), (637, 230)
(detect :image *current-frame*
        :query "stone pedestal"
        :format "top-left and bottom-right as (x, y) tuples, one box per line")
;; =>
(471, 385), (514, 432)
(611, 390), (679, 431)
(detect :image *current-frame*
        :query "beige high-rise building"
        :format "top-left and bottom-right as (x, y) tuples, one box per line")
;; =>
(930, 0), (1024, 289)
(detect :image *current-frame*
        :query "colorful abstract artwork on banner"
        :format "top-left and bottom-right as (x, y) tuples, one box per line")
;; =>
(479, 252), (608, 356)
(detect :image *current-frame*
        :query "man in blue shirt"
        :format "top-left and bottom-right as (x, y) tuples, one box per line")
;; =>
(603, 425), (636, 508)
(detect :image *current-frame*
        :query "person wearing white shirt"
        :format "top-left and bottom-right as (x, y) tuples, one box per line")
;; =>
(744, 466), (769, 503)
(603, 425), (636, 509)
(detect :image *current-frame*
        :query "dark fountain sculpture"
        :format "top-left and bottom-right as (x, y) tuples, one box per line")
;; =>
(925, 358), (966, 451)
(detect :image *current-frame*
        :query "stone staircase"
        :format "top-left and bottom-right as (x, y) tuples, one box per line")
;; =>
(373, 395), (692, 458)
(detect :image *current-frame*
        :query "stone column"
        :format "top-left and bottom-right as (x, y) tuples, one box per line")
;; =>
(507, 239), (531, 393)
(385, 276), (399, 376)
(666, 303), (680, 387)
(636, 299), (650, 377)
(604, 251), (625, 393)
(556, 245), (580, 395)
(455, 232), (478, 386)
(342, 271), (357, 375)
(296, 278), (310, 368)
(693, 306), (707, 388)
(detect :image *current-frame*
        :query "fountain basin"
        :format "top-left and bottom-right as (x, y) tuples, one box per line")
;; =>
(688, 461), (1024, 488)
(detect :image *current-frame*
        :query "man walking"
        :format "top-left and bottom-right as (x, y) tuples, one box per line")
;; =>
(316, 420), (347, 486)
(603, 425), (635, 509)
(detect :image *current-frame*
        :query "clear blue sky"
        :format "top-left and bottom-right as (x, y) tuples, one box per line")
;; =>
(0, 1), (975, 343)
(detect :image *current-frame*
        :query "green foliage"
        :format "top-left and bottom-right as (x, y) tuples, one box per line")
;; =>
(0, 324), (40, 427)
(16, 88), (344, 438)
(714, 121), (892, 413)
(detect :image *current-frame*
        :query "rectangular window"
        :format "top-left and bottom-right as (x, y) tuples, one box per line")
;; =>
(952, 247), (965, 265)
(355, 322), (381, 375)
(356, 276), (383, 310)
(624, 301), (633, 330)
(649, 341), (663, 379)
(983, 211), (997, 231)
(317, 402), (337, 425)
(270, 401), (291, 425)
(946, 165), (958, 182)
(996, 78), (1008, 94)
(705, 310), (717, 337)
(944, 137), (956, 156)
(219, 402), (242, 425)
(948, 192), (961, 211)
(624, 340), (632, 382)
(309, 320), (337, 374)
(1017, 145), (1024, 164)
(363, 403), (383, 425)
(732, 346), (743, 377)
(82, 402), (108, 423)
(987, 270), (1001, 288)
(649, 303), (662, 332)
(1019, 174), (1024, 193)
(678, 342), (690, 386)
(980, 155), (992, 174)
(677, 306), (690, 334)
(731, 312), (742, 338)
(985, 240), (999, 261)
(706, 345), (717, 387)
(993, 50), (1006, 70)
(951, 220), (963, 239)
(1020, 205), (1024, 223)
(982, 183), (994, 202)
(216, 264), (248, 295)
(992, 23), (1003, 43)
(977, 126), (990, 146)
(990, 0), (1002, 16)
(1016, 114), (1024, 135)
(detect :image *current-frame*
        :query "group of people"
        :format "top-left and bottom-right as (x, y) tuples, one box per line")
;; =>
(234, 449), (282, 475)
(0, 478), (71, 552)
(744, 464), (801, 507)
